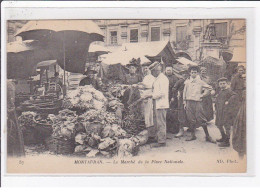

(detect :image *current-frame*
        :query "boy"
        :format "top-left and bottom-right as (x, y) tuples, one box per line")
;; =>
(215, 77), (238, 147)
(183, 65), (215, 143)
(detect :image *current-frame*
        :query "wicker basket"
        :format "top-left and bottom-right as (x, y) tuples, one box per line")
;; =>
(45, 136), (75, 155)
(22, 126), (39, 145)
(34, 121), (53, 143)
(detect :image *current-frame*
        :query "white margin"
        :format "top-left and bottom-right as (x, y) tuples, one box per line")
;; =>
(1, 1), (260, 187)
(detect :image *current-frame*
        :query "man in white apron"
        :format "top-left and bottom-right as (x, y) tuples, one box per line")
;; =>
(137, 63), (156, 141)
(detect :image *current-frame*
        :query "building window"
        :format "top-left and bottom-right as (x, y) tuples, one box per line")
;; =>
(151, 27), (160, 41)
(214, 22), (228, 38)
(130, 29), (138, 42)
(110, 31), (117, 45)
(176, 26), (187, 42)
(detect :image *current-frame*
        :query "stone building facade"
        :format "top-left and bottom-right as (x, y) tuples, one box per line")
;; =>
(7, 19), (246, 62)
(93, 19), (246, 62)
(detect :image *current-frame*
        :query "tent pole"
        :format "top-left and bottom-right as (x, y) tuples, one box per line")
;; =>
(63, 32), (66, 97)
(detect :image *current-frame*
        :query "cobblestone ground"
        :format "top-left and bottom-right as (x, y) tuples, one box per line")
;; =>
(137, 120), (238, 159)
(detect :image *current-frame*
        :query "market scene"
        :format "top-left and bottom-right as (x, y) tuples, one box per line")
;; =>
(6, 19), (246, 159)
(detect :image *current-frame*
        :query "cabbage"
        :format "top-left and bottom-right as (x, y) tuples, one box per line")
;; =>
(75, 133), (87, 145)
(93, 99), (104, 110)
(80, 92), (93, 102)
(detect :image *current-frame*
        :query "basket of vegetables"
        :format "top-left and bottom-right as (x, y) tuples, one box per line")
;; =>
(45, 136), (75, 155)
(44, 109), (77, 155)
(33, 115), (53, 143)
(18, 111), (38, 145)
(18, 111), (54, 145)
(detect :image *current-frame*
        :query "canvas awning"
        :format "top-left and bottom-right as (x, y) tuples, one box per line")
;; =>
(100, 41), (175, 66)
(89, 43), (111, 54)
(176, 57), (198, 66)
(37, 60), (58, 68)
(172, 57), (198, 74)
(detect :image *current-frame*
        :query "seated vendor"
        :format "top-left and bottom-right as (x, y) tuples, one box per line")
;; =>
(79, 66), (101, 90)
(123, 62), (142, 85)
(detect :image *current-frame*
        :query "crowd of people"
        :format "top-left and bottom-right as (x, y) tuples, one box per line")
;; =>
(7, 60), (246, 158)
(95, 61), (246, 157)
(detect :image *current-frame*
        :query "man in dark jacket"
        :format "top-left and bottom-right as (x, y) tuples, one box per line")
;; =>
(165, 65), (179, 134)
(215, 77), (239, 147)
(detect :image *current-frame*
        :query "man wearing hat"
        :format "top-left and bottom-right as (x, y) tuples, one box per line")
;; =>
(79, 66), (101, 90)
(150, 62), (169, 147)
(183, 65), (215, 143)
(215, 77), (238, 147)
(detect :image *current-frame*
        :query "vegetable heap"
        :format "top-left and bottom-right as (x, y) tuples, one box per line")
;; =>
(48, 109), (78, 139)
(63, 85), (107, 111)
(18, 111), (37, 127)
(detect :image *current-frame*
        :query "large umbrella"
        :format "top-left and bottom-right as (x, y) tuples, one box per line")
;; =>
(15, 20), (104, 74)
(7, 40), (55, 79)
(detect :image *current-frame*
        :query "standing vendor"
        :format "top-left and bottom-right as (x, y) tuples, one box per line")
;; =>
(122, 62), (142, 108)
(150, 62), (169, 148)
(138, 63), (156, 140)
(79, 66), (101, 90)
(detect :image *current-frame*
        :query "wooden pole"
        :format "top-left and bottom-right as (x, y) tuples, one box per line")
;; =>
(63, 32), (66, 97)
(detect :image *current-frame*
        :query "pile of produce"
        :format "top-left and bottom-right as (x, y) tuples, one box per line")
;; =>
(78, 109), (121, 126)
(48, 109), (78, 139)
(34, 114), (52, 125)
(74, 121), (128, 158)
(20, 84), (150, 158)
(117, 130), (149, 158)
(62, 85), (107, 111)
(18, 111), (52, 127)
(18, 111), (37, 127)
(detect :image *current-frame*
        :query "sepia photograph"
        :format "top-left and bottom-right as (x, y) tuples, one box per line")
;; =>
(4, 18), (247, 174)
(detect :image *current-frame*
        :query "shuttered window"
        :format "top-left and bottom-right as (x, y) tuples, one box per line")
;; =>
(214, 22), (228, 38)
(110, 31), (117, 45)
(151, 27), (160, 41)
(130, 29), (138, 42)
(176, 26), (187, 42)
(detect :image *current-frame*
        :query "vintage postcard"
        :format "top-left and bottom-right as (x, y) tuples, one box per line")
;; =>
(3, 18), (247, 174)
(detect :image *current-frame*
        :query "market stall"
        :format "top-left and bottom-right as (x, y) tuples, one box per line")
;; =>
(99, 41), (175, 82)
(20, 85), (148, 158)
(13, 21), (150, 158)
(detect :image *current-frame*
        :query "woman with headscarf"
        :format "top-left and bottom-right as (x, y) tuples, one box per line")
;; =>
(200, 66), (214, 122)
(7, 80), (25, 157)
